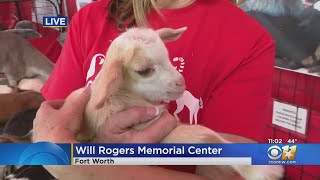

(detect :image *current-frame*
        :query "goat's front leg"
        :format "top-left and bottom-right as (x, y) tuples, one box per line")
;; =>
(161, 125), (284, 180)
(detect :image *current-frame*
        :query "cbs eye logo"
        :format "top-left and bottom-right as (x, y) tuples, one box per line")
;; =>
(19, 142), (70, 165)
(267, 145), (297, 161)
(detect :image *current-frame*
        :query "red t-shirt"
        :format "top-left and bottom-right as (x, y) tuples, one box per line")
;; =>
(41, 0), (275, 172)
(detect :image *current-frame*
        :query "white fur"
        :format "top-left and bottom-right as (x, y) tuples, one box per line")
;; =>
(65, 27), (285, 180)
(18, 78), (44, 92)
(113, 28), (185, 103)
(0, 85), (13, 94)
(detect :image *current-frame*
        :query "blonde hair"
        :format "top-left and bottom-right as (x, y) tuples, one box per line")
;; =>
(107, 0), (158, 30)
(107, 0), (236, 31)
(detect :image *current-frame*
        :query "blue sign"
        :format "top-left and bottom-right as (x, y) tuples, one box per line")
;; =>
(43, 16), (68, 27)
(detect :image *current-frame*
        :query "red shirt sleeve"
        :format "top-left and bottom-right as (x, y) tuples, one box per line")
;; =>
(201, 32), (275, 143)
(41, 13), (86, 100)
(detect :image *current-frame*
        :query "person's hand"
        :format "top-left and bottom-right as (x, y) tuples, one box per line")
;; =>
(94, 107), (178, 143)
(33, 87), (91, 143)
(33, 86), (178, 144)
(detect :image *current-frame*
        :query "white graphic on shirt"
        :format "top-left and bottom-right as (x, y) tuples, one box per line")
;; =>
(172, 56), (203, 124)
(174, 90), (203, 125)
(173, 57), (185, 73)
(86, 53), (105, 86)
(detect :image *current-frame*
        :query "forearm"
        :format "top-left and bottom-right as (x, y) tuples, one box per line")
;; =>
(44, 165), (209, 180)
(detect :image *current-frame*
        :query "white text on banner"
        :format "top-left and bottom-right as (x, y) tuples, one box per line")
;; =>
(73, 157), (252, 165)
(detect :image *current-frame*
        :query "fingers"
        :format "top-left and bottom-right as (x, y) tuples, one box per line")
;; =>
(62, 87), (91, 134)
(112, 106), (159, 131)
(36, 87), (90, 120)
(36, 100), (63, 118)
(132, 112), (177, 143)
(33, 87), (92, 144)
(63, 87), (91, 114)
(104, 107), (177, 143)
(46, 100), (65, 109)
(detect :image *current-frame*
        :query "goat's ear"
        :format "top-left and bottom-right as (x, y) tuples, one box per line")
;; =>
(157, 27), (187, 41)
(92, 60), (123, 108)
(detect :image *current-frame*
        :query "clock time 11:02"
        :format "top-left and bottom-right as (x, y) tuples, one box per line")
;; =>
(268, 139), (297, 143)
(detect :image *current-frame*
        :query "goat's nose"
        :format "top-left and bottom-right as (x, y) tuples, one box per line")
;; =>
(175, 76), (185, 87)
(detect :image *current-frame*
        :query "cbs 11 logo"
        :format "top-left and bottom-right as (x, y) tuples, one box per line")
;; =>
(267, 145), (297, 161)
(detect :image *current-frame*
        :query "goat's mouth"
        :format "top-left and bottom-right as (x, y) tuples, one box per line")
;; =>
(146, 90), (184, 105)
(165, 90), (184, 100)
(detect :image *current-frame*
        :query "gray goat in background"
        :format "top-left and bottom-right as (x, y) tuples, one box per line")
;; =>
(3, 20), (42, 39)
(0, 31), (53, 86)
(240, 0), (320, 70)
(239, 0), (306, 17)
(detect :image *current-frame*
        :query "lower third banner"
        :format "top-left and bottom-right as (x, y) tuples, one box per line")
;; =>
(72, 143), (320, 165)
(0, 143), (319, 165)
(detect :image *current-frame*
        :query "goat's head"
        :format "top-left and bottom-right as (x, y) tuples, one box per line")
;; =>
(93, 27), (187, 107)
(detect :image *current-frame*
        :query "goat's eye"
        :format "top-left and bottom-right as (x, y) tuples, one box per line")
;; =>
(136, 68), (153, 76)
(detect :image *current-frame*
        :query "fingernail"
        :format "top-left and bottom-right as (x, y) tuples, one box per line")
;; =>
(147, 106), (159, 116)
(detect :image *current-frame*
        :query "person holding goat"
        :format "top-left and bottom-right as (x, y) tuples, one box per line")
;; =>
(31, 0), (278, 179)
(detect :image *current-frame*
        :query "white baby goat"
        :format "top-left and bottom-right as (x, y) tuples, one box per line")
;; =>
(75, 27), (284, 180)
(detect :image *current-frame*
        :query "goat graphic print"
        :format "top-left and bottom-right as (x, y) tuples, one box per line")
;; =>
(174, 90), (203, 125)
(172, 56), (203, 125)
